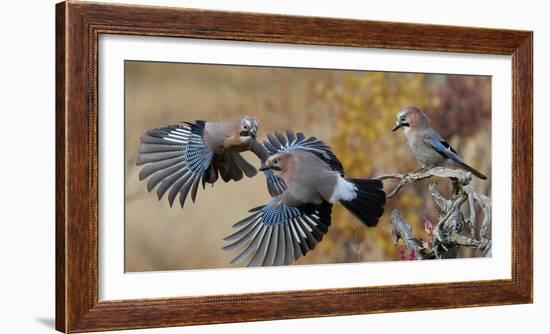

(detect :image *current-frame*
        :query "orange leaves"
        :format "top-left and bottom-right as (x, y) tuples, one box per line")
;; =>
(299, 71), (490, 263)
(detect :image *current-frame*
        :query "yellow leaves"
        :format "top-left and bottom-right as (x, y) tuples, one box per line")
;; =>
(322, 71), (445, 262)
(350, 96), (363, 109)
(397, 192), (422, 207)
(284, 70), (488, 264)
(324, 89), (334, 99)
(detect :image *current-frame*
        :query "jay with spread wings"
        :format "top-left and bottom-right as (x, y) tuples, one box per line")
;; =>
(223, 130), (387, 267)
(136, 118), (386, 266)
(137, 116), (270, 207)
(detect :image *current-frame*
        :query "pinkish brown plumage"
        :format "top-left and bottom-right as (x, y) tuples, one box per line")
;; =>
(224, 130), (386, 267)
(393, 106), (487, 179)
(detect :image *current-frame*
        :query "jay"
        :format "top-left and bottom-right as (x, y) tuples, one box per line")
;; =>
(223, 130), (386, 266)
(136, 116), (267, 208)
(392, 106), (487, 180)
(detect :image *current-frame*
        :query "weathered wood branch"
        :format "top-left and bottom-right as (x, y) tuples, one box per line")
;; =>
(389, 210), (429, 260)
(382, 167), (491, 259)
(376, 167), (471, 198)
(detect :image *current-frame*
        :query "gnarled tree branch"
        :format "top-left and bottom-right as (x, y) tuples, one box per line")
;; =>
(389, 210), (429, 260)
(381, 167), (491, 259)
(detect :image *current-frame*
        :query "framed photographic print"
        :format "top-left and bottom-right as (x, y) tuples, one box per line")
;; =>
(56, 1), (532, 332)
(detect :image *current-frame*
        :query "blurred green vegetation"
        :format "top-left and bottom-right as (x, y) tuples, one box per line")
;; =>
(124, 61), (491, 271)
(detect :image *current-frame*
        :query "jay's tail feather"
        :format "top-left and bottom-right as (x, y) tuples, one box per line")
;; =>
(340, 179), (386, 227)
(455, 161), (487, 180)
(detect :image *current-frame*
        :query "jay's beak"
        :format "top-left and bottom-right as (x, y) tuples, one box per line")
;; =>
(240, 131), (256, 140)
(392, 122), (409, 132)
(259, 163), (281, 172)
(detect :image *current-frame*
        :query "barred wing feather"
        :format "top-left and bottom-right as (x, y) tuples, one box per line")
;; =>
(136, 121), (213, 208)
(264, 129), (343, 174)
(251, 129), (343, 198)
(223, 199), (332, 266)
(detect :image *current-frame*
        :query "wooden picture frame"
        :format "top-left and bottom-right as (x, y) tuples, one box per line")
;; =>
(56, 1), (532, 332)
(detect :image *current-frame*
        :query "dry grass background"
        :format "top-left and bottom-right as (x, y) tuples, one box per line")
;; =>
(124, 61), (491, 272)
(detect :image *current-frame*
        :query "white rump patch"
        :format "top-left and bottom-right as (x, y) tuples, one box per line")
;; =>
(329, 176), (357, 203)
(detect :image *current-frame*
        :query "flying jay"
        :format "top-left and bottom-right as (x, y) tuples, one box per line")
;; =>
(392, 106), (487, 179)
(223, 130), (387, 266)
(136, 116), (274, 208)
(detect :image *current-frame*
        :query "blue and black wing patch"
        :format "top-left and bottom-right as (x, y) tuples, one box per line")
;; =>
(248, 138), (288, 197)
(264, 129), (344, 174)
(223, 199), (332, 266)
(425, 138), (463, 164)
(136, 121), (214, 208)
(425, 138), (487, 180)
(263, 169), (287, 197)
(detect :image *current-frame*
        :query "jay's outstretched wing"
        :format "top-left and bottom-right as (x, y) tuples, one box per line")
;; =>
(249, 129), (343, 197)
(264, 129), (344, 174)
(223, 198), (332, 267)
(249, 139), (287, 197)
(136, 121), (214, 208)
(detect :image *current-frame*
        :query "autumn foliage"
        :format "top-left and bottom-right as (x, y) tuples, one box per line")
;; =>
(125, 62), (491, 271)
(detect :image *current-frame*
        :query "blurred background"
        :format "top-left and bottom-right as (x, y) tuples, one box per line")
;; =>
(124, 61), (491, 272)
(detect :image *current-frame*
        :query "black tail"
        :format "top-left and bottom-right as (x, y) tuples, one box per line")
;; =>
(340, 179), (386, 227)
(456, 161), (487, 180)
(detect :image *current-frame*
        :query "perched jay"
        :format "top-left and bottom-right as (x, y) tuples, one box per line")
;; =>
(223, 130), (386, 266)
(136, 116), (264, 208)
(392, 106), (487, 180)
